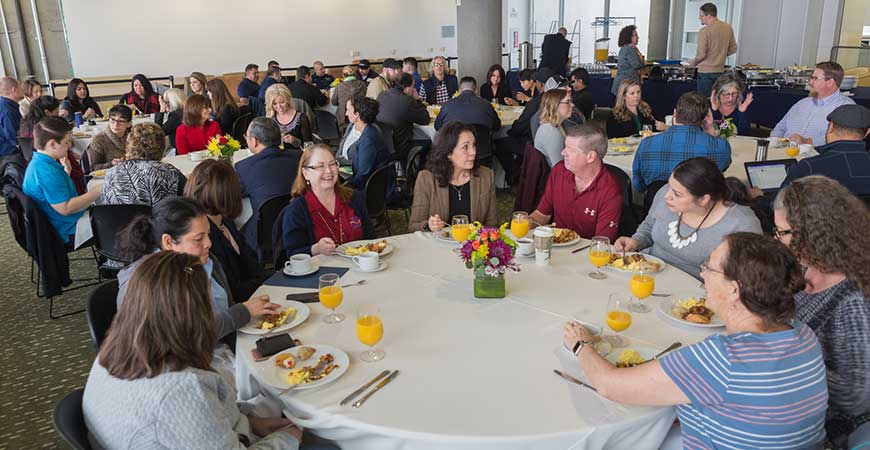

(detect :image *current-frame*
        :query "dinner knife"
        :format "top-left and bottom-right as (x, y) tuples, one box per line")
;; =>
(340, 370), (391, 406)
(553, 369), (597, 392)
(571, 244), (592, 254)
(352, 370), (399, 408)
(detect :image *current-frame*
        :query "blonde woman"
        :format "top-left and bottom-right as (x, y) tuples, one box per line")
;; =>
(606, 80), (664, 138)
(265, 83), (312, 149)
(156, 88), (185, 148)
(534, 89), (573, 167)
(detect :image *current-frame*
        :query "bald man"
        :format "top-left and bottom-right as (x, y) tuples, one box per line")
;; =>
(539, 27), (572, 77)
(0, 76), (24, 165)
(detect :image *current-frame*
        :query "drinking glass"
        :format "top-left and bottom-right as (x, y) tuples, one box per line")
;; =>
(357, 305), (385, 362)
(785, 140), (800, 157)
(451, 215), (471, 242)
(641, 124), (653, 137)
(588, 236), (612, 280)
(318, 273), (345, 323)
(510, 211), (530, 239)
(629, 267), (655, 313)
(604, 294), (632, 347)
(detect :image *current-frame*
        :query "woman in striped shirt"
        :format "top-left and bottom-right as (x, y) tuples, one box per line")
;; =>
(564, 232), (828, 450)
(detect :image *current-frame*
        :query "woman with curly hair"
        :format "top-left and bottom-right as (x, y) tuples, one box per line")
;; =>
(773, 175), (870, 449)
(337, 95), (389, 190)
(606, 80), (664, 138)
(408, 121), (497, 232)
(710, 73), (752, 135)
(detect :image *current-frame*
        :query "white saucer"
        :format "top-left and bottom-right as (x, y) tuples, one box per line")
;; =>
(352, 262), (388, 273)
(283, 263), (320, 277)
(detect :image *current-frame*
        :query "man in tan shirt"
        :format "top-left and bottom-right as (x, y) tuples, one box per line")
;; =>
(690, 2), (737, 96)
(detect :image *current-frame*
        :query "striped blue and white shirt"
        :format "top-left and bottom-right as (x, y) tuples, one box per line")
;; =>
(770, 90), (854, 146)
(660, 323), (828, 449)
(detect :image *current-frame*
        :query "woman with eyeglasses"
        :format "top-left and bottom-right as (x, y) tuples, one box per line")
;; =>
(564, 232), (828, 450)
(606, 80), (664, 139)
(614, 157), (762, 279)
(710, 73), (753, 135)
(534, 89), (574, 167)
(86, 104), (132, 171)
(278, 144), (374, 259)
(773, 175), (870, 449)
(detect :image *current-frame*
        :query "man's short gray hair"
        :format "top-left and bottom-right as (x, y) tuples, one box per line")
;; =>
(565, 123), (607, 160)
(0, 77), (19, 96)
(247, 117), (281, 147)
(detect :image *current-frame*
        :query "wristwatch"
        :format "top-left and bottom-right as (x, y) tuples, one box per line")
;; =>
(572, 340), (592, 356)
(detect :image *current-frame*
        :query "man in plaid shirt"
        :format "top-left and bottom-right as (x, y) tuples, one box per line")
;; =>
(632, 91), (731, 192)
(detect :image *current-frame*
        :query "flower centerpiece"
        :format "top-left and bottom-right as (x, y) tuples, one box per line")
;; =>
(458, 222), (521, 298)
(715, 118), (737, 139)
(206, 134), (241, 161)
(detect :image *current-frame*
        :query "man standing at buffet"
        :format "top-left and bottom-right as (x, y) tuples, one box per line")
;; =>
(689, 3), (737, 96)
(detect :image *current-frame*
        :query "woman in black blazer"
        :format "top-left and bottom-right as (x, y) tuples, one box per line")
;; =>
(156, 88), (185, 149)
(479, 64), (517, 106)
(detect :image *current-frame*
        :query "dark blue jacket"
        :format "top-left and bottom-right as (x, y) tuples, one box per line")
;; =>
(340, 124), (390, 190)
(781, 139), (870, 197)
(237, 78), (260, 100)
(258, 77), (280, 100)
(712, 107), (750, 136)
(311, 74), (335, 90)
(276, 191), (374, 259)
(0, 96), (21, 156)
(235, 146), (302, 247)
(422, 74), (459, 105)
(434, 91), (501, 131)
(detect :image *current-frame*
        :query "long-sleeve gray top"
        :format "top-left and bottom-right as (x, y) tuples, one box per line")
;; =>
(533, 122), (565, 167)
(611, 45), (644, 96)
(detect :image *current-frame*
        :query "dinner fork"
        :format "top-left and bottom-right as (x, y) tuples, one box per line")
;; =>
(340, 280), (367, 289)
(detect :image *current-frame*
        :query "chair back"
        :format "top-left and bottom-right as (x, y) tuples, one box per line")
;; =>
(231, 112), (253, 148)
(861, 195), (870, 209)
(257, 193), (292, 264)
(513, 141), (550, 212)
(406, 145), (426, 192)
(18, 137), (34, 162)
(86, 280), (119, 350)
(375, 122), (398, 157)
(605, 164), (638, 237)
(89, 204), (152, 263)
(291, 98), (316, 134)
(80, 150), (91, 174)
(53, 388), (93, 450)
(472, 124), (493, 163)
(365, 163), (391, 221)
(642, 180), (669, 220)
(314, 110), (340, 143)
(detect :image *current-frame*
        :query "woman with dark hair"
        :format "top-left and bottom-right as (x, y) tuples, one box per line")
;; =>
(611, 25), (645, 97)
(408, 121), (497, 232)
(83, 251), (305, 450)
(337, 95), (389, 189)
(607, 80), (664, 138)
(773, 176), (870, 448)
(206, 78), (241, 137)
(20, 98), (86, 194)
(86, 104), (133, 171)
(710, 73), (753, 135)
(175, 94), (222, 155)
(185, 159), (264, 301)
(565, 232), (828, 450)
(18, 79), (42, 116)
(119, 73), (160, 114)
(59, 78), (102, 121)
(479, 64), (516, 105)
(614, 157), (762, 279)
(187, 71), (208, 98)
(515, 68), (538, 105)
(278, 144), (374, 259)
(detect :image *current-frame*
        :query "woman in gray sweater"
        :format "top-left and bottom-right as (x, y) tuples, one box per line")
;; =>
(611, 25), (645, 97)
(614, 157), (762, 279)
(534, 89), (573, 167)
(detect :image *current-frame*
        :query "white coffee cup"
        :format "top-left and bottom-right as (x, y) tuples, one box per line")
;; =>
(286, 254), (312, 273)
(798, 143), (814, 155)
(517, 238), (533, 256)
(352, 251), (380, 271)
(533, 227), (554, 266)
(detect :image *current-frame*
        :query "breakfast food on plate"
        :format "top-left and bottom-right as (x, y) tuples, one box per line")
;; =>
(285, 353), (338, 385)
(275, 353), (296, 369)
(90, 169), (106, 177)
(72, 131), (91, 138)
(258, 308), (297, 330)
(609, 144), (632, 153)
(671, 297), (715, 324)
(344, 240), (388, 256)
(615, 349), (646, 368)
(608, 253), (662, 272)
(295, 346), (315, 361)
(553, 227), (578, 244)
(610, 137), (629, 144)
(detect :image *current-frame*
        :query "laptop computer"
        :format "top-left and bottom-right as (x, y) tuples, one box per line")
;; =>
(744, 159), (798, 195)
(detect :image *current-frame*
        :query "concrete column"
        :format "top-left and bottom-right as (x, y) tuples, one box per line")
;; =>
(647, 0), (670, 60)
(457, 0), (503, 86)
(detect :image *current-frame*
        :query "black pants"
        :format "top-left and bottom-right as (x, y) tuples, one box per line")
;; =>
(494, 136), (525, 186)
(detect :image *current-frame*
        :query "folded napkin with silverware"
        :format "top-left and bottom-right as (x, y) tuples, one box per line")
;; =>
(263, 267), (349, 290)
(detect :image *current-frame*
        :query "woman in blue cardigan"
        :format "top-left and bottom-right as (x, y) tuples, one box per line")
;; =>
(278, 144), (375, 260)
(337, 96), (390, 189)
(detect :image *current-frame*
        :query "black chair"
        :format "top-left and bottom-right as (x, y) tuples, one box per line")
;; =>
(315, 110), (341, 144)
(53, 388), (93, 450)
(642, 180), (669, 221)
(605, 164), (639, 237)
(365, 164), (392, 234)
(405, 144), (426, 191)
(86, 280), (119, 351)
(89, 204), (151, 271)
(860, 195), (870, 209)
(375, 122), (398, 158)
(231, 112), (253, 148)
(18, 137), (34, 162)
(256, 193), (292, 266)
(80, 150), (91, 175)
(472, 124), (494, 164)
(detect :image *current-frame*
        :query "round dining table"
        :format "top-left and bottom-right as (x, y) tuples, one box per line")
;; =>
(235, 231), (719, 450)
(70, 114), (158, 157)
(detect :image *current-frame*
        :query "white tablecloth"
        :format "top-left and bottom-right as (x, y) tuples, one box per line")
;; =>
(71, 115), (157, 157)
(235, 232), (716, 450)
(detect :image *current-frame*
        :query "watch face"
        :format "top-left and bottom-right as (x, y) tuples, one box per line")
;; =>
(572, 341), (583, 354)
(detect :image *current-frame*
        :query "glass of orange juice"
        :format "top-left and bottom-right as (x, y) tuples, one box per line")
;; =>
(319, 273), (345, 323)
(451, 215), (471, 242)
(605, 294), (632, 347)
(510, 211), (530, 238)
(357, 305), (385, 362)
(588, 236), (612, 280)
(785, 140), (800, 157)
(629, 268), (655, 313)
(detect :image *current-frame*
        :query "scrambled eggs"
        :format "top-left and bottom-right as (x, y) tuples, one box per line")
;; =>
(616, 349), (645, 367)
(676, 297), (706, 310)
(286, 368), (312, 385)
(259, 308), (296, 330)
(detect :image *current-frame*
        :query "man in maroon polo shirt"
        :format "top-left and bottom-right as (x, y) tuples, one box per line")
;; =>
(530, 124), (622, 241)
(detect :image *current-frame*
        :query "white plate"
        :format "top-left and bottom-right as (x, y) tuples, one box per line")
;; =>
(658, 297), (725, 328)
(434, 227), (462, 245)
(603, 252), (667, 273)
(336, 239), (394, 258)
(238, 300), (310, 335)
(283, 263), (320, 277)
(261, 344), (350, 391)
(352, 262), (388, 273)
(605, 346), (660, 366)
(552, 232), (583, 248)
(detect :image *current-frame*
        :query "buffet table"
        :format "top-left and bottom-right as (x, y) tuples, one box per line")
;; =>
(235, 232), (718, 450)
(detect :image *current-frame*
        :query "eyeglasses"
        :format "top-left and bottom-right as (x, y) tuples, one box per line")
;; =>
(304, 160), (339, 171)
(109, 117), (130, 124)
(559, 100), (573, 105)
(720, 91), (739, 98)
(772, 228), (792, 240)
(810, 76), (830, 81)
(699, 261), (724, 275)
(432, 63), (446, 67)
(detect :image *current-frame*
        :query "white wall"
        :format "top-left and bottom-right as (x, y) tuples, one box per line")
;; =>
(60, 0), (458, 77)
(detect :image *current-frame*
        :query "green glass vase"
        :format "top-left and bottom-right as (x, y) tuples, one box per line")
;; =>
(473, 272), (506, 299)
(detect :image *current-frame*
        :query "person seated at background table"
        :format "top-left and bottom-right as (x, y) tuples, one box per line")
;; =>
(771, 61), (854, 146)
(83, 251), (305, 450)
(22, 117), (101, 244)
(278, 144), (374, 257)
(101, 122), (185, 206)
(366, 58), (402, 101)
(0, 77), (23, 167)
(514, 68), (538, 105)
(331, 66), (367, 133)
(59, 78), (102, 121)
(479, 64), (516, 106)
(18, 79), (42, 117)
(534, 89), (574, 167)
(435, 76), (500, 131)
(237, 63), (260, 100)
(119, 74), (160, 115)
(311, 60), (335, 90)
(508, 68), (552, 142)
(773, 176), (870, 449)
(156, 87), (185, 149)
(779, 104), (870, 197)
(187, 71), (208, 98)
(19, 96), (85, 193)
(530, 77), (585, 138)
(265, 84), (312, 150)
(86, 104), (132, 171)
(376, 73), (429, 159)
(565, 232), (828, 450)
(185, 159), (265, 301)
(175, 94), (221, 156)
(616, 157), (761, 279)
(632, 91), (731, 192)
(354, 59), (378, 84)
(289, 65), (328, 111)
(611, 25), (645, 98)
(402, 57), (426, 99)
(423, 56), (459, 105)
(709, 72), (752, 135)
(206, 78), (241, 137)
(569, 67), (594, 122)
(606, 80), (663, 139)
(258, 66), (283, 101)
(408, 121), (497, 232)
(529, 124), (621, 241)
(337, 96), (389, 190)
